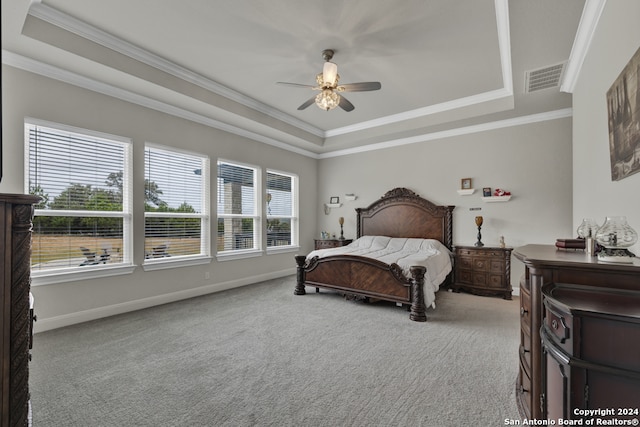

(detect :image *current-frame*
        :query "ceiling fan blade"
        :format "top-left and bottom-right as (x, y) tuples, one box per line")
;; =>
(297, 96), (317, 110)
(338, 95), (355, 112)
(339, 82), (382, 92)
(277, 82), (317, 89)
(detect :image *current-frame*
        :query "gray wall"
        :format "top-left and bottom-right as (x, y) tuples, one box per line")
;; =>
(317, 117), (574, 289)
(573, 0), (640, 254)
(1, 66), (318, 331)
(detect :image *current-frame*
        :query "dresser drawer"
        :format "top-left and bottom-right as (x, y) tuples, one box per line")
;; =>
(520, 287), (531, 329)
(543, 303), (573, 354)
(520, 327), (532, 376)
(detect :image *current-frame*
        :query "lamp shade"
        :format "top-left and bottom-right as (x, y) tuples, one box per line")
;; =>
(322, 61), (338, 87)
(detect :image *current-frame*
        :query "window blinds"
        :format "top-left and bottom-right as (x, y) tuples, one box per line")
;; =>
(144, 145), (209, 259)
(217, 161), (258, 253)
(26, 121), (130, 271)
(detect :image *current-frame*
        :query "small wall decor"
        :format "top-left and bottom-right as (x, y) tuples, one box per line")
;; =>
(606, 45), (640, 181)
(482, 187), (492, 197)
(461, 178), (472, 189)
(329, 196), (340, 204)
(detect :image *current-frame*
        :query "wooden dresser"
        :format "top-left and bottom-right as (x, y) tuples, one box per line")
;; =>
(513, 244), (640, 420)
(1, 194), (40, 427)
(541, 283), (640, 421)
(452, 245), (513, 299)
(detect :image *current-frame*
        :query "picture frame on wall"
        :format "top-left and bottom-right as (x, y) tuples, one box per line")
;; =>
(461, 178), (472, 189)
(482, 187), (492, 197)
(329, 196), (339, 204)
(606, 45), (640, 181)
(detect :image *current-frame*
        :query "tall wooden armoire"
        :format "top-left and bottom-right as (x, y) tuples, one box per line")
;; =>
(1, 194), (40, 427)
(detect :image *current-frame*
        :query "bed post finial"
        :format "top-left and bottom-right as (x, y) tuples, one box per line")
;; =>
(294, 255), (307, 295)
(409, 266), (427, 322)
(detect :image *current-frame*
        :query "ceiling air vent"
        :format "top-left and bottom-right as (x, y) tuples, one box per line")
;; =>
(525, 62), (566, 93)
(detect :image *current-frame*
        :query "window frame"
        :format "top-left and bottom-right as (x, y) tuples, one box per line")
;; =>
(142, 143), (211, 271)
(265, 169), (299, 254)
(24, 118), (135, 285)
(216, 159), (262, 261)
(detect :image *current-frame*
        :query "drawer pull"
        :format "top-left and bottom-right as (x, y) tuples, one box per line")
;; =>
(520, 346), (530, 355)
(519, 385), (528, 394)
(520, 307), (528, 316)
(552, 319), (558, 329)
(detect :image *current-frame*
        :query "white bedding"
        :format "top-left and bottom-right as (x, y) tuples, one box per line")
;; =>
(306, 236), (453, 308)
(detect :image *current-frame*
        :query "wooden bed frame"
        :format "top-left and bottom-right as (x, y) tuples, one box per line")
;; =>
(294, 187), (455, 322)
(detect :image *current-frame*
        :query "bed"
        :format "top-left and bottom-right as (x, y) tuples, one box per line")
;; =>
(294, 187), (455, 321)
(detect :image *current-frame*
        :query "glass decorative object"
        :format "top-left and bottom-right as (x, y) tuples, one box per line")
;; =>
(594, 216), (638, 263)
(576, 217), (599, 238)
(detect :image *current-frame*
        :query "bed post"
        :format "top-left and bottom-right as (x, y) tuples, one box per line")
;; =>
(294, 255), (307, 295)
(409, 266), (427, 322)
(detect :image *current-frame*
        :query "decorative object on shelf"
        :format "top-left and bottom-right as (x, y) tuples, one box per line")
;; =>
(482, 187), (492, 197)
(338, 216), (345, 240)
(499, 236), (505, 248)
(474, 216), (484, 247)
(594, 216), (638, 263)
(344, 194), (357, 201)
(493, 188), (511, 197)
(461, 178), (472, 190)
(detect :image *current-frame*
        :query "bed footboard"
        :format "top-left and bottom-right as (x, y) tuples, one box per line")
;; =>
(294, 255), (428, 322)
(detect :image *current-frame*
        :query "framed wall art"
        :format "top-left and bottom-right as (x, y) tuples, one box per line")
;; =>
(606, 46), (640, 181)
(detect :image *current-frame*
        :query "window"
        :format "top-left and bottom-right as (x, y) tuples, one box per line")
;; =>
(144, 144), (210, 265)
(25, 119), (133, 280)
(266, 170), (298, 249)
(217, 160), (260, 256)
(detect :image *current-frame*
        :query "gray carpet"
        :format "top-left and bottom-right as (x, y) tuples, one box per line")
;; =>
(30, 277), (521, 426)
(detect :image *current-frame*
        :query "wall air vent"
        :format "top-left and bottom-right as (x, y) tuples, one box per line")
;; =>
(525, 62), (566, 93)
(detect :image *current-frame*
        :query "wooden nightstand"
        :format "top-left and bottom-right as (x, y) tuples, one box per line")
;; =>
(314, 239), (353, 250)
(452, 245), (513, 299)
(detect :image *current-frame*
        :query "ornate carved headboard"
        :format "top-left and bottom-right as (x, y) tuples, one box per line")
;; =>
(355, 188), (455, 251)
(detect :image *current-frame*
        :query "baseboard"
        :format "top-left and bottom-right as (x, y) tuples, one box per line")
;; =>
(34, 268), (296, 333)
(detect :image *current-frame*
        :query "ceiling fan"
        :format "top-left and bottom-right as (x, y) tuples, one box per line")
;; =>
(277, 49), (381, 112)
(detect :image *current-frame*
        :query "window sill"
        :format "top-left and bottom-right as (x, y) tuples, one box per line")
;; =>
(142, 255), (212, 271)
(216, 249), (263, 262)
(32, 264), (136, 286)
(266, 245), (300, 255)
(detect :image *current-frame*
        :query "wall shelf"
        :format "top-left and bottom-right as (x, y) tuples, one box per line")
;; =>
(482, 196), (511, 202)
(457, 189), (476, 196)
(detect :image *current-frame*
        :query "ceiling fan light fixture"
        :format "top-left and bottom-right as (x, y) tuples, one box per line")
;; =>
(315, 89), (340, 111)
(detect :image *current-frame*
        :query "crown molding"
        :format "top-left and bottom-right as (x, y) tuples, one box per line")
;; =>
(3, 50), (570, 161)
(26, 1), (325, 139)
(325, 88), (513, 138)
(560, 0), (607, 93)
(319, 108), (573, 159)
(25, 0), (514, 140)
(2, 50), (320, 159)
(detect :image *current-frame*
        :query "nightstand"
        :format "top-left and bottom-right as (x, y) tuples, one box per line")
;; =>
(314, 239), (353, 250)
(452, 245), (513, 299)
